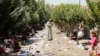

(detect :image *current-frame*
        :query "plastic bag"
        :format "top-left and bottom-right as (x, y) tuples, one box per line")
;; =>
(77, 31), (84, 38)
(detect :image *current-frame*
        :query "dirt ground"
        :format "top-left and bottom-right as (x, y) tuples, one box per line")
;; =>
(42, 25), (89, 56)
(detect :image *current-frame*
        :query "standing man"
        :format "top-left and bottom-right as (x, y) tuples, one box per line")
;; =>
(45, 19), (53, 41)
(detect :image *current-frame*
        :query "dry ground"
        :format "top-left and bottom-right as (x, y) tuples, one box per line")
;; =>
(42, 25), (89, 56)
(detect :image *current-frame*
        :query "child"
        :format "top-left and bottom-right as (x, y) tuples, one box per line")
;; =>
(88, 32), (99, 56)
(89, 32), (98, 49)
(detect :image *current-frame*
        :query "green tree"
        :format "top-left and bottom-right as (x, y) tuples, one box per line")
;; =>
(51, 3), (97, 32)
(86, 0), (100, 25)
(51, 4), (86, 30)
(0, 0), (38, 33)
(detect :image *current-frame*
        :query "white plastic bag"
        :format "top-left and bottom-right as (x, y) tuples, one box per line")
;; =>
(78, 31), (84, 38)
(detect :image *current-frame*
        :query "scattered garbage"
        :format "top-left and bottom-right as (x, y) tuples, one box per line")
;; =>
(63, 36), (67, 39)
(64, 48), (68, 51)
(68, 40), (74, 44)
(44, 43), (50, 48)
(54, 39), (57, 41)
(58, 49), (61, 51)
(77, 44), (84, 50)
(58, 42), (60, 44)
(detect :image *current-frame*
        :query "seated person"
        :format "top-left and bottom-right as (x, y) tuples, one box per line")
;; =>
(0, 45), (6, 55)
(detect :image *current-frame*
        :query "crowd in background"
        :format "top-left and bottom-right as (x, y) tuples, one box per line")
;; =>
(0, 23), (46, 56)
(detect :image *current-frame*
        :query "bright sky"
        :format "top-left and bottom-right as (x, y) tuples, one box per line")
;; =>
(45, 0), (87, 6)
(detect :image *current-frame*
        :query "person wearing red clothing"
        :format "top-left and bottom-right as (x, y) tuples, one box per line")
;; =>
(0, 47), (5, 53)
(88, 32), (99, 56)
(0, 45), (5, 56)
(89, 32), (99, 49)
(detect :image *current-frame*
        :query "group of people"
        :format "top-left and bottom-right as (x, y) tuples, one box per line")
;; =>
(0, 26), (35, 56)
(0, 19), (48, 56)
(45, 19), (100, 56)
(0, 18), (99, 56)
(0, 33), (22, 56)
(69, 22), (100, 56)
(36, 19), (100, 56)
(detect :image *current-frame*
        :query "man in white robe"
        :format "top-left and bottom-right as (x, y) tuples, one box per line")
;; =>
(45, 19), (53, 41)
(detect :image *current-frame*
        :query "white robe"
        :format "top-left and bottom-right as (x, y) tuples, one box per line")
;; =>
(45, 21), (53, 40)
